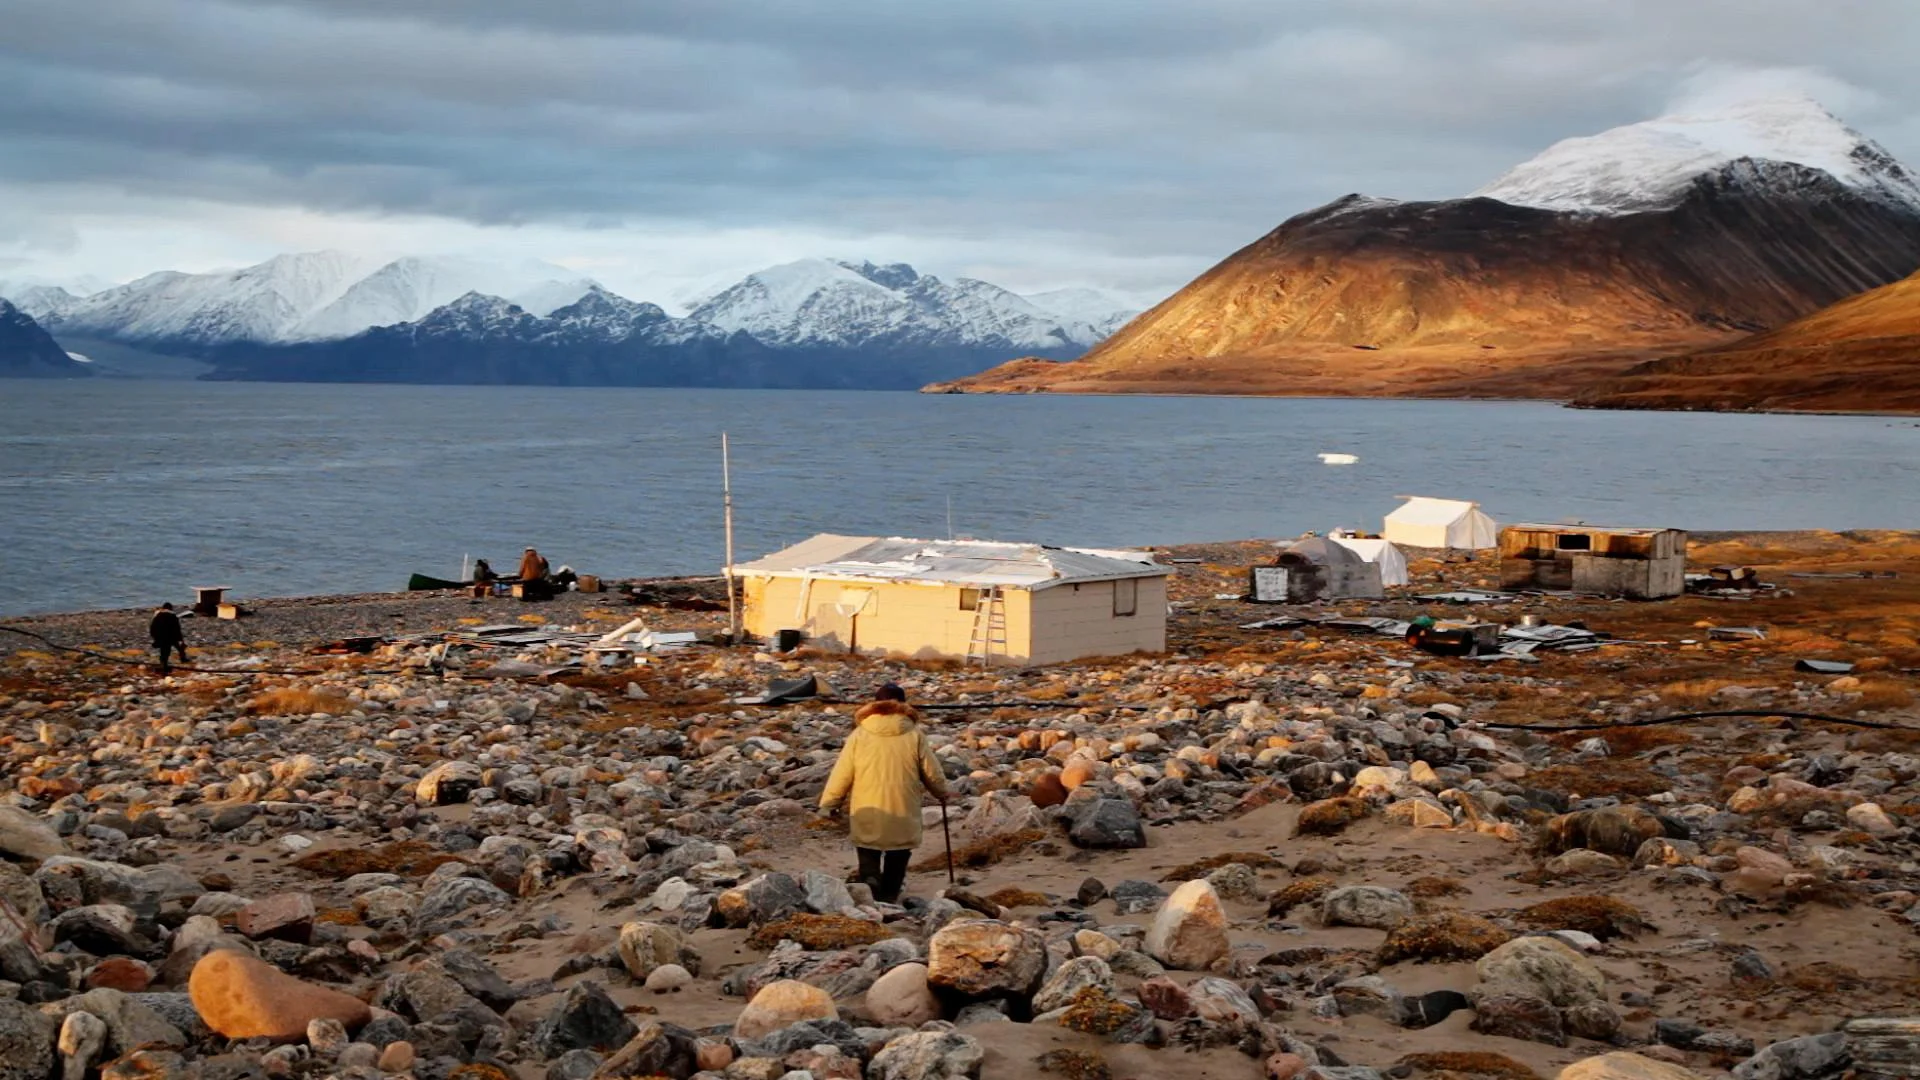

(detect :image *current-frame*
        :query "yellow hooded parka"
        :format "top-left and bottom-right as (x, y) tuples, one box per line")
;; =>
(819, 700), (950, 851)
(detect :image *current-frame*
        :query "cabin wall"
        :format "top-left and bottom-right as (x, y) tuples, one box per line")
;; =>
(1497, 527), (1687, 599)
(742, 576), (1033, 661)
(1026, 576), (1168, 665)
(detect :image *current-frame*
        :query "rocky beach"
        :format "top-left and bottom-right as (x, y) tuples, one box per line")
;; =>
(3, 531), (1919, 1080)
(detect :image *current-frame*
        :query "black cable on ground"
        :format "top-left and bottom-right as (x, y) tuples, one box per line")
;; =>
(0, 624), (370, 678)
(1480, 708), (1920, 733)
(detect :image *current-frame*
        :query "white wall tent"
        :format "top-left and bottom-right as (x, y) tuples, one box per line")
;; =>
(1328, 536), (1410, 587)
(1383, 497), (1498, 550)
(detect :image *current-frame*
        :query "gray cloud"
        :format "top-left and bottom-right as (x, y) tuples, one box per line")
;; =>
(3, 0), (1918, 296)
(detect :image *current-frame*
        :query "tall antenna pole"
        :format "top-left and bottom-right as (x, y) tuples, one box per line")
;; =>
(722, 432), (738, 642)
(946, 493), (954, 541)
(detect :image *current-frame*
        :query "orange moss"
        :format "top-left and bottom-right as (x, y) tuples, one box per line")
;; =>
(984, 887), (1051, 909)
(293, 840), (466, 880)
(1398, 1051), (1544, 1080)
(1528, 760), (1671, 799)
(746, 913), (895, 951)
(248, 687), (354, 716)
(1295, 796), (1368, 837)
(1266, 876), (1335, 916)
(1158, 851), (1284, 882)
(911, 829), (1046, 873)
(1379, 910), (1512, 964)
(1036, 1049), (1114, 1080)
(1517, 896), (1652, 940)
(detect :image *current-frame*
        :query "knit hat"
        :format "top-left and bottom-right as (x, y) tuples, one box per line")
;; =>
(874, 682), (906, 702)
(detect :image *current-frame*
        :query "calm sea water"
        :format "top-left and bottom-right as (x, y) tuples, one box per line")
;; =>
(1, 381), (1916, 616)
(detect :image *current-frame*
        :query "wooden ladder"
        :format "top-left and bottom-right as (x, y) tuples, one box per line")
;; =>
(965, 586), (1008, 667)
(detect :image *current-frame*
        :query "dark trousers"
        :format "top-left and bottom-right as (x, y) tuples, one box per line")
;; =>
(153, 641), (186, 673)
(856, 847), (911, 904)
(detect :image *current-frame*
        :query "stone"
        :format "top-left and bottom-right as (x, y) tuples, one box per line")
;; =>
(1109, 880), (1165, 915)
(801, 870), (855, 915)
(59, 1010), (108, 1080)
(1731, 1032), (1850, 1080)
(306, 1017), (348, 1056)
(0, 999), (56, 1080)
(1266, 1053), (1310, 1080)
(1044, 985), (1159, 1045)
(617, 921), (684, 981)
(1067, 799), (1147, 850)
(1330, 976), (1403, 1020)
(1071, 930), (1121, 960)
(1632, 838), (1700, 869)
(86, 958), (155, 994)
(716, 873), (807, 928)
(234, 894), (315, 944)
(1383, 799), (1453, 829)
(531, 981), (636, 1057)
(1206, 862), (1262, 902)
(376, 1041), (415, 1073)
(695, 1038), (734, 1072)
(413, 875), (511, 932)
(644, 964), (691, 993)
(1565, 1002), (1624, 1042)
(1321, 886), (1413, 929)
(336, 1043), (378, 1070)
(1137, 977), (1193, 1020)
(1545, 806), (1666, 857)
(1546, 849), (1626, 878)
(1848, 802), (1899, 836)
(0, 805), (66, 862)
(736, 980), (838, 1041)
(99, 1049), (196, 1080)
(43, 989), (188, 1054)
(1030, 772), (1069, 808)
(1475, 935), (1606, 1008)
(925, 920), (1047, 1004)
(1186, 977), (1260, 1026)
(53, 905), (146, 957)
(1032, 956), (1113, 1015)
(188, 950), (372, 1041)
(416, 761), (483, 805)
(1350, 765), (1408, 794)
(1075, 878), (1107, 906)
(593, 1020), (698, 1080)
(1471, 992), (1566, 1047)
(547, 1050), (601, 1080)
(1557, 1053), (1706, 1080)
(1061, 757), (1100, 791)
(865, 963), (939, 1028)
(1145, 880), (1230, 971)
(867, 1031), (984, 1080)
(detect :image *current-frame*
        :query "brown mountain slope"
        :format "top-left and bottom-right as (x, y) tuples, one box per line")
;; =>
(929, 162), (1920, 400)
(1574, 269), (1920, 412)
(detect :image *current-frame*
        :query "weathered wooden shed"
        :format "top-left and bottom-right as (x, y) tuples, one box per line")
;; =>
(1498, 524), (1688, 599)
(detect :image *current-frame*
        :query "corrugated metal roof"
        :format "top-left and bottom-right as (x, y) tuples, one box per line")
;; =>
(734, 534), (1170, 590)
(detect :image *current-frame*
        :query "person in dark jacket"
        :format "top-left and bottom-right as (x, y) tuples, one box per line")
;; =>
(472, 559), (497, 585)
(149, 603), (187, 674)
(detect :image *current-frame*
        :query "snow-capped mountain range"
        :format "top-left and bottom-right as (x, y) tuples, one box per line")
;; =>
(1, 253), (1140, 363)
(1473, 95), (1920, 214)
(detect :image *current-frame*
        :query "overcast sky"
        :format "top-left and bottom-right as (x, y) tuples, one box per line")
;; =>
(3, 0), (1917, 306)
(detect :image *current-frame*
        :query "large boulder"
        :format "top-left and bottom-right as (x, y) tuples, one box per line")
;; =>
(1031, 957), (1113, 1015)
(187, 949), (371, 1040)
(868, 1031), (985, 1080)
(0, 999), (55, 1080)
(1067, 800), (1147, 850)
(1321, 886), (1413, 929)
(1476, 936), (1606, 1008)
(926, 920), (1047, 1006)
(1732, 1033), (1850, 1080)
(416, 761), (483, 805)
(713, 873), (806, 929)
(866, 963), (940, 1028)
(35, 858), (162, 922)
(734, 979), (838, 1040)
(1558, 1052), (1705, 1080)
(616, 921), (683, 981)
(1471, 992), (1566, 1047)
(1545, 807), (1666, 857)
(591, 1020), (699, 1080)
(1145, 880), (1230, 971)
(39, 988), (186, 1055)
(530, 981), (637, 1057)
(0, 806), (66, 862)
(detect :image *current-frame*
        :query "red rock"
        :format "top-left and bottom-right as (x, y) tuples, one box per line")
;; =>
(376, 1042), (414, 1073)
(187, 949), (371, 1040)
(734, 979), (836, 1040)
(1029, 771), (1068, 808)
(85, 957), (155, 993)
(1137, 976), (1194, 1020)
(233, 894), (315, 944)
(1265, 1052), (1309, 1080)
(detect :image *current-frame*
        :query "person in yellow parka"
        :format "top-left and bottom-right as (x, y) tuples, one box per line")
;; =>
(819, 682), (950, 904)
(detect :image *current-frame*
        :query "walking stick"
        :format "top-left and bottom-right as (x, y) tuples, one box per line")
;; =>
(940, 800), (956, 885)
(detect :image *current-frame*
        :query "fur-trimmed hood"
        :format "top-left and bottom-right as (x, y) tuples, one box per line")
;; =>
(854, 698), (920, 736)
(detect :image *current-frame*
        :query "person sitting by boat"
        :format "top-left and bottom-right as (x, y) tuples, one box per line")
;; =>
(472, 559), (497, 585)
(517, 547), (549, 583)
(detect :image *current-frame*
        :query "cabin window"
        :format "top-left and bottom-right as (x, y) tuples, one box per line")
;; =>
(958, 588), (981, 612)
(1557, 534), (1593, 551)
(1113, 578), (1138, 617)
